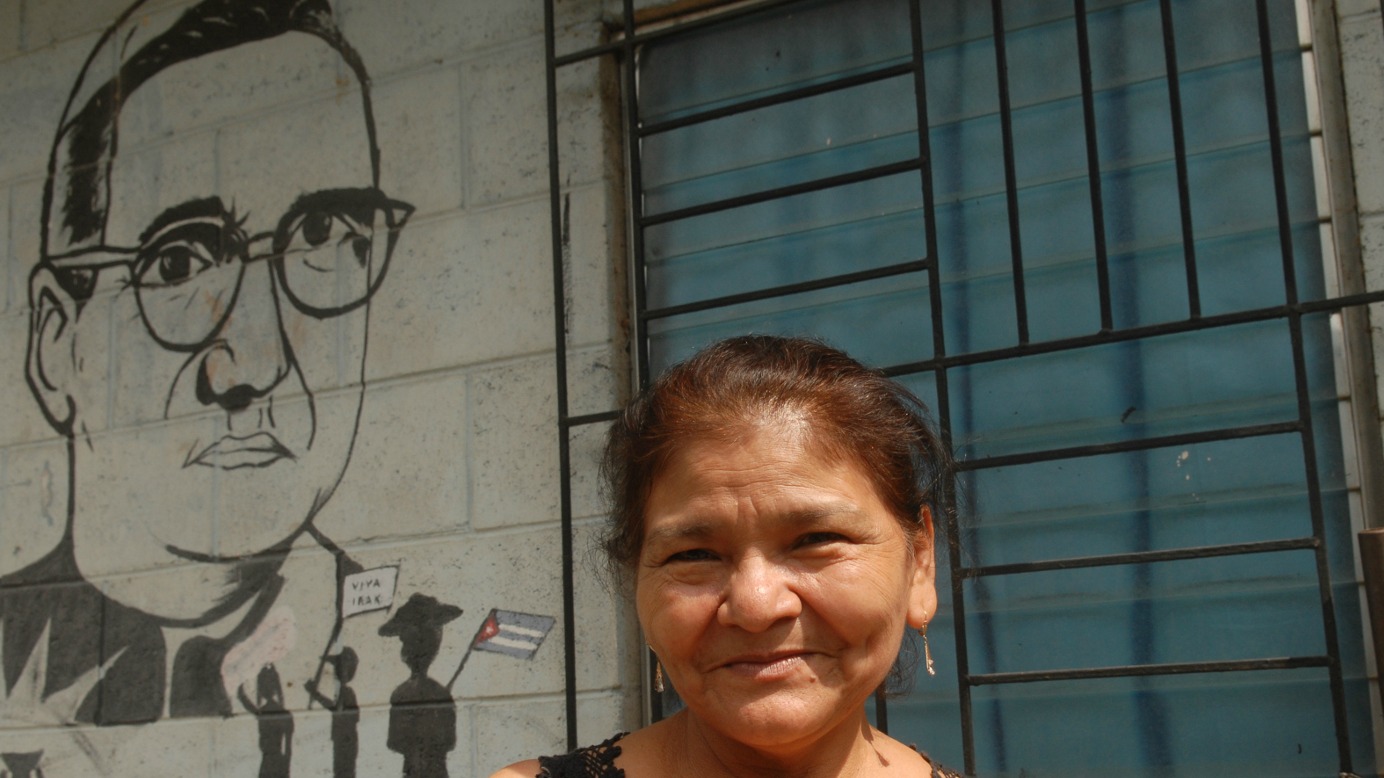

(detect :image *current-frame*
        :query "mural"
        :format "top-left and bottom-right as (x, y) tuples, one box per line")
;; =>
(4, 0), (557, 774)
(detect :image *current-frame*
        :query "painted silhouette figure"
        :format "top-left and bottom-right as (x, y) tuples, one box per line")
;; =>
(8, 0), (411, 734)
(305, 648), (360, 778)
(379, 595), (462, 777)
(238, 665), (293, 778)
(0, 752), (43, 778)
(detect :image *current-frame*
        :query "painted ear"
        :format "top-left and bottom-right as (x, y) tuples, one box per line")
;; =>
(26, 268), (78, 435)
(908, 506), (939, 629)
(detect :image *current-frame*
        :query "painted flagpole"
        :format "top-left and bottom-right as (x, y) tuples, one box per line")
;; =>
(447, 608), (497, 691)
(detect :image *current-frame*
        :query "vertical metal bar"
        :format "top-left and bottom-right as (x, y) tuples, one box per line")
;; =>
(908, 0), (973, 771)
(990, 0), (1029, 346)
(543, 0), (580, 751)
(1072, 0), (1112, 332)
(620, 0), (661, 722)
(1158, 0), (1201, 319)
(624, 0), (652, 389)
(1254, 0), (1353, 771)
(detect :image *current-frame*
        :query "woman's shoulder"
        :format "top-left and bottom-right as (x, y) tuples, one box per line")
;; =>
(488, 733), (629, 778)
(928, 761), (965, 778)
(873, 729), (965, 778)
(914, 747), (965, 778)
(489, 759), (542, 778)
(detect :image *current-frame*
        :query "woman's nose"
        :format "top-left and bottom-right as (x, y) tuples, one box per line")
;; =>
(717, 555), (802, 632)
(196, 262), (291, 411)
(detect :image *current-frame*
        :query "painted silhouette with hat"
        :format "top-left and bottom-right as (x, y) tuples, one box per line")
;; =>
(379, 594), (462, 777)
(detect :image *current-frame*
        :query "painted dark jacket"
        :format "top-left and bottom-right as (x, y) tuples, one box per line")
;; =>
(0, 541), (165, 725)
(387, 675), (456, 777)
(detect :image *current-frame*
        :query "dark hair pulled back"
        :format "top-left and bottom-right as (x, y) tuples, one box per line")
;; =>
(601, 335), (952, 576)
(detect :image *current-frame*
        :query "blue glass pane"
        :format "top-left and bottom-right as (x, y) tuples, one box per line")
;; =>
(960, 435), (1321, 562)
(645, 174), (928, 310)
(960, 670), (1346, 776)
(963, 551), (1328, 672)
(638, 0), (912, 124)
(642, 76), (919, 216)
(646, 272), (933, 375)
(951, 321), (1303, 461)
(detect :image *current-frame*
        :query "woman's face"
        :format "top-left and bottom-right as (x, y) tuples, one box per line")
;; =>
(636, 422), (937, 750)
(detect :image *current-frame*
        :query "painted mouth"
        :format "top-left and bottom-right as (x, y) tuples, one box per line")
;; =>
(186, 433), (295, 470)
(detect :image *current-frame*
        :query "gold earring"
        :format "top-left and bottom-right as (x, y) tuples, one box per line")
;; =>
(650, 648), (664, 693)
(921, 622), (936, 676)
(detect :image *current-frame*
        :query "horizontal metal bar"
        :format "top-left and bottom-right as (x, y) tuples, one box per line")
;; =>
(969, 655), (1333, 686)
(641, 157), (924, 227)
(882, 287), (1384, 379)
(562, 409), (620, 427)
(962, 536), (1320, 578)
(553, 0), (809, 69)
(640, 61), (914, 136)
(642, 258), (930, 321)
(957, 420), (1299, 471)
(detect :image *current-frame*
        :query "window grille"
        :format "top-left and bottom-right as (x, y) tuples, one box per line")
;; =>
(545, 0), (1384, 774)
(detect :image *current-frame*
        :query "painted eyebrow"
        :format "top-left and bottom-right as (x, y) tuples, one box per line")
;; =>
(138, 196), (230, 246)
(283, 187), (384, 223)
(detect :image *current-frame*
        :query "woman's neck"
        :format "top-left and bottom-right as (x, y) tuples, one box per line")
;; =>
(644, 709), (898, 778)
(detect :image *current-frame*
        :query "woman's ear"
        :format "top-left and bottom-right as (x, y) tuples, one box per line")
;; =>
(26, 267), (79, 435)
(907, 506), (939, 629)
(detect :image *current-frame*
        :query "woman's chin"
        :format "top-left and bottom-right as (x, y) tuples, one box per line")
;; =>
(689, 689), (862, 751)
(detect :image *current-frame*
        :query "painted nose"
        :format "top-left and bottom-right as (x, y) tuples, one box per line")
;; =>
(717, 555), (802, 632)
(196, 262), (291, 411)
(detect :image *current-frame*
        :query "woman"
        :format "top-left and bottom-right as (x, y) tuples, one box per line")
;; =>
(494, 335), (960, 777)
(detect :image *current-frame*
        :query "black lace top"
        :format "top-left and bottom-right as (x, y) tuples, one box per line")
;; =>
(534, 733), (965, 777)
(536, 733), (626, 777)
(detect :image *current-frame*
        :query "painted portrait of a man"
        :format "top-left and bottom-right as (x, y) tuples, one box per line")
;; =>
(10, 0), (409, 729)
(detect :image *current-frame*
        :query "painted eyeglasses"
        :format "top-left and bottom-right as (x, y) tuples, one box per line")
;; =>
(54, 187), (413, 352)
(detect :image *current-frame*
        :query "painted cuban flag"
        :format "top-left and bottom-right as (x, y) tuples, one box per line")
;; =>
(471, 609), (556, 660)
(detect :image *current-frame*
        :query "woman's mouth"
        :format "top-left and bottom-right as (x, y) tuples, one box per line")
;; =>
(719, 652), (813, 680)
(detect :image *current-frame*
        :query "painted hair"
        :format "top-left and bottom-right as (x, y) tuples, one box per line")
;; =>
(601, 334), (953, 575)
(40, 0), (376, 299)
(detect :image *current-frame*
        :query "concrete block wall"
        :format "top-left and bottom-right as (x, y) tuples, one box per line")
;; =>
(0, 0), (636, 776)
(1338, 1), (1384, 433)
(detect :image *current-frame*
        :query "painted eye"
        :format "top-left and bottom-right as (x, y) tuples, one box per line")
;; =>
(278, 207), (383, 312)
(299, 210), (336, 247)
(149, 244), (211, 284)
(135, 223), (222, 288)
(281, 209), (371, 269)
(133, 220), (236, 347)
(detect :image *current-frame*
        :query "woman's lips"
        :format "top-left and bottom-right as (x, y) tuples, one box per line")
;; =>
(718, 652), (814, 680)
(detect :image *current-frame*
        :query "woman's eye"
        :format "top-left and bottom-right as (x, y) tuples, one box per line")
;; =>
(797, 532), (847, 548)
(666, 548), (717, 564)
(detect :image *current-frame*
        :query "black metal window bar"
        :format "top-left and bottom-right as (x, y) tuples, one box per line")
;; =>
(543, 0), (1384, 773)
